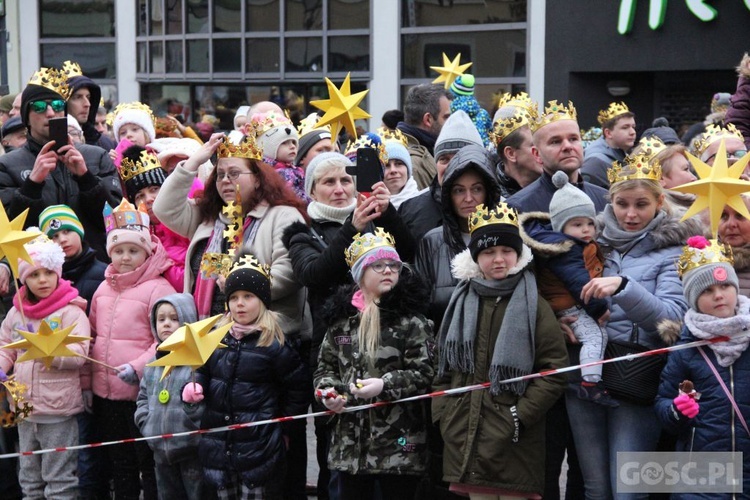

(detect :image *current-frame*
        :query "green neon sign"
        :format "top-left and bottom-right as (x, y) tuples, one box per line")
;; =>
(617, 0), (743, 35)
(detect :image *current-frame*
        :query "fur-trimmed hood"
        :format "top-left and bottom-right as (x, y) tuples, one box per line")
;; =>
(732, 244), (750, 272)
(518, 211), (575, 257)
(597, 210), (703, 252)
(656, 318), (682, 347)
(450, 245), (534, 281)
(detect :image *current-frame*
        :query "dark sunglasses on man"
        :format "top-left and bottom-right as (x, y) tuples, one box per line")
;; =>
(29, 99), (66, 114)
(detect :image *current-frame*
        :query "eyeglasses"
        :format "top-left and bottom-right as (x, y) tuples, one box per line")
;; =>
(707, 150), (748, 163)
(29, 99), (66, 114)
(215, 170), (253, 182)
(369, 261), (403, 274)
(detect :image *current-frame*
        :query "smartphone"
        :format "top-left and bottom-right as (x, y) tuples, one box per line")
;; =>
(48, 117), (69, 152)
(350, 147), (384, 195)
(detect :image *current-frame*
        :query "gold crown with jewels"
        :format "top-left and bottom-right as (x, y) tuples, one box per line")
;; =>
(468, 202), (519, 235)
(498, 91), (535, 111)
(529, 100), (577, 133)
(376, 127), (408, 147)
(634, 135), (668, 163)
(492, 107), (533, 145)
(61, 60), (83, 79)
(217, 134), (263, 160)
(27, 67), (71, 100)
(345, 228), (396, 268)
(344, 134), (388, 167)
(120, 150), (163, 182)
(229, 254), (271, 281)
(676, 237), (734, 278)
(692, 123), (745, 157)
(597, 102), (631, 126)
(112, 101), (155, 124)
(607, 154), (662, 185)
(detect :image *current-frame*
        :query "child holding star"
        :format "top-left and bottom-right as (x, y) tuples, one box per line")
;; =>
(0, 230), (90, 500)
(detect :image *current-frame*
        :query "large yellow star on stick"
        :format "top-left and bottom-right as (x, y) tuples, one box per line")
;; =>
(672, 139), (750, 238)
(431, 52), (472, 89)
(148, 314), (231, 381)
(310, 73), (370, 141)
(2, 321), (90, 369)
(0, 208), (40, 277)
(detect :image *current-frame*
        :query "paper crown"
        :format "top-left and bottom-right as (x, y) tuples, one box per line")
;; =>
(61, 60), (83, 79)
(112, 101), (155, 124)
(692, 123), (745, 157)
(103, 199), (149, 233)
(216, 134), (263, 160)
(468, 202), (519, 235)
(676, 236), (734, 278)
(27, 67), (71, 100)
(0, 377), (32, 427)
(247, 111), (294, 138)
(492, 107), (533, 145)
(498, 91), (535, 111)
(200, 187), (244, 279)
(297, 113), (330, 137)
(344, 134), (388, 167)
(376, 127), (408, 147)
(607, 154), (662, 185)
(597, 102), (631, 125)
(120, 149), (163, 182)
(344, 228), (396, 268)
(529, 100), (577, 133)
(634, 135), (668, 163)
(229, 254), (271, 281)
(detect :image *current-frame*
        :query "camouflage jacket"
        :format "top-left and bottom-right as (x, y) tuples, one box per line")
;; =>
(314, 270), (435, 475)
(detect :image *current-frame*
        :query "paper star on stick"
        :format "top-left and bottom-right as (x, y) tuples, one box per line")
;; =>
(310, 73), (370, 141)
(672, 139), (750, 238)
(2, 321), (90, 369)
(148, 314), (231, 381)
(0, 207), (40, 277)
(431, 52), (472, 90)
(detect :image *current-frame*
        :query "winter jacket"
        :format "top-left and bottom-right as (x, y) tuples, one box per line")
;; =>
(398, 177), (443, 243)
(655, 326), (750, 499)
(731, 245), (750, 297)
(432, 249), (568, 495)
(0, 302), (90, 418)
(153, 222), (189, 293)
(580, 136), (626, 189)
(89, 235), (176, 401)
(0, 136), (122, 262)
(725, 60), (750, 150)
(153, 164), (307, 336)
(496, 162), (524, 200)
(314, 269), (434, 476)
(415, 145), (502, 331)
(62, 244), (107, 315)
(506, 170), (608, 215)
(195, 328), (310, 489)
(271, 160), (310, 204)
(397, 123), (437, 191)
(519, 212), (607, 319)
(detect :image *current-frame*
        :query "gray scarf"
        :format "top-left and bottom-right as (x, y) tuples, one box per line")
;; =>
(685, 295), (750, 367)
(599, 204), (668, 253)
(438, 269), (537, 395)
(307, 200), (356, 225)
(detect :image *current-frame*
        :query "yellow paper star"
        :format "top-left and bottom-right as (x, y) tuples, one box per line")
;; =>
(310, 73), (370, 141)
(147, 314), (231, 381)
(672, 139), (750, 238)
(431, 52), (472, 90)
(0, 208), (39, 277)
(3, 321), (90, 369)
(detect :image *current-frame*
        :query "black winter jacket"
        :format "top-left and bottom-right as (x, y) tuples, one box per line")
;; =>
(398, 177), (443, 243)
(62, 245), (106, 315)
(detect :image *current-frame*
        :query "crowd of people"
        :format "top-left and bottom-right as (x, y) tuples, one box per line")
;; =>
(0, 53), (747, 500)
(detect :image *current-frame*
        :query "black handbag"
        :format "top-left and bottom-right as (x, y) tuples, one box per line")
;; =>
(602, 323), (667, 406)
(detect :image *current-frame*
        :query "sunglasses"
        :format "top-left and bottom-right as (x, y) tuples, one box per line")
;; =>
(29, 99), (66, 114)
(707, 149), (748, 163)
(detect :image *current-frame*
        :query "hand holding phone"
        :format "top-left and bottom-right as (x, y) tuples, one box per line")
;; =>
(48, 117), (69, 153)
(345, 148), (384, 196)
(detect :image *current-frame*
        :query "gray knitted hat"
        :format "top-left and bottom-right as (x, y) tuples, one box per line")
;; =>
(303, 151), (352, 198)
(434, 110), (483, 160)
(683, 262), (739, 312)
(549, 171), (596, 233)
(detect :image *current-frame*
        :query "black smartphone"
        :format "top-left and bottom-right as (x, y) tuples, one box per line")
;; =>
(348, 147), (384, 194)
(48, 117), (69, 152)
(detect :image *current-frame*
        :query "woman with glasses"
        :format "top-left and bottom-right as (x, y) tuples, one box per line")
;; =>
(718, 195), (750, 296)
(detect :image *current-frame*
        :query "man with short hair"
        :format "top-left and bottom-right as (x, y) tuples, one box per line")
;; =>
(580, 102), (636, 189)
(63, 61), (116, 150)
(396, 83), (453, 190)
(694, 123), (748, 167)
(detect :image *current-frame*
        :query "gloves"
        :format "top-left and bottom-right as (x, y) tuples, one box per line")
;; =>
(322, 395), (346, 413)
(82, 390), (94, 414)
(350, 378), (384, 399)
(116, 364), (139, 386)
(673, 393), (699, 419)
(182, 382), (204, 404)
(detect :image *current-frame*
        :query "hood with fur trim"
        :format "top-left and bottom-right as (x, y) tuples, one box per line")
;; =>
(518, 212), (576, 257)
(731, 244), (750, 272)
(450, 245), (534, 281)
(656, 318), (682, 347)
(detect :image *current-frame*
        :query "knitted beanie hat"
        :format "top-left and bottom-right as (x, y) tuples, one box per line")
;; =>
(303, 151), (353, 199)
(234, 106), (250, 129)
(0, 93), (16, 114)
(549, 171), (597, 233)
(347, 231), (401, 284)
(297, 128), (332, 166)
(112, 102), (156, 143)
(106, 227), (152, 256)
(467, 204), (523, 261)
(224, 255), (272, 308)
(253, 112), (299, 162)
(120, 145), (167, 202)
(434, 110), (484, 160)
(680, 236), (739, 312)
(449, 75), (492, 147)
(21, 83), (66, 127)
(384, 140), (412, 177)
(18, 230), (66, 285)
(39, 204), (84, 239)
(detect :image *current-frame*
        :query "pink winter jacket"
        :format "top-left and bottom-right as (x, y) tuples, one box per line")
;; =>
(89, 234), (176, 401)
(153, 222), (189, 292)
(0, 301), (90, 417)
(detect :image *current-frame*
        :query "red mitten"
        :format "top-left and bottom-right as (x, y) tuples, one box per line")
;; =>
(673, 393), (699, 419)
(182, 382), (204, 403)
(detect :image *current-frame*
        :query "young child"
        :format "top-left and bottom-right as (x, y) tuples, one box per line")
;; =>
(656, 236), (750, 495)
(0, 232), (90, 500)
(88, 199), (176, 499)
(521, 170), (617, 406)
(182, 255), (310, 498)
(313, 230), (434, 500)
(109, 101), (157, 176)
(135, 293), (204, 500)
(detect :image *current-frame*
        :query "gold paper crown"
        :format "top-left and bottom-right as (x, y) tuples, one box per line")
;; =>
(597, 102), (631, 126)
(297, 113), (330, 137)
(468, 202), (519, 235)
(498, 91), (535, 112)
(247, 111), (294, 138)
(344, 228), (396, 268)
(61, 60), (83, 79)
(112, 101), (155, 124)
(376, 127), (408, 147)
(120, 150), (163, 182)
(692, 123), (745, 157)
(606, 154), (662, 185)
(529, 100), (577, 133)
(229, 254), (271, 281)
(634, 135), (668, 163)
(676, 238), (734, 278)
(217, 135), (263, 160)
(27, 67), (71, 100)
(492, 107), (533, 145)
(105, 111), (115, 128)
(344, 134), (388, 167)
(0, 378), (33, 427)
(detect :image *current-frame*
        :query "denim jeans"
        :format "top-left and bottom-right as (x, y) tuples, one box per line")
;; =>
(155, 456), (204, 500)
(566, 385), (662, 500)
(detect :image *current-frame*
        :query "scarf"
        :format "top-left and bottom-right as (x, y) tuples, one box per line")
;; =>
(599, 205), (668, 253)
(684, 295), (750, 367)
(390, 178), (421, 209)
(230, 321), (260, 340)
(438, 269), (537, 395)
(397, 122), (437, 154)
(307, 200), (356, 225)
(14, 279), (80, 320)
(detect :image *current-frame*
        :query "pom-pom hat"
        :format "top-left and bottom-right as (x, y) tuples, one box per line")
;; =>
(18, 230), (66, 285)
(549, 171), (596, 233)
(678, 236), (738, 311)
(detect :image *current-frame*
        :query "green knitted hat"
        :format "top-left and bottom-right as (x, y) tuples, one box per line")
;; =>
(39, 204), (85, 239)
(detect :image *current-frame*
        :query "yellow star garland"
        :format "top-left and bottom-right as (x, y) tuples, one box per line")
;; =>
(0, 208), (40, 277)
(147, 314), (231, 381)
(672, 139), (750, 238)
(431, 52), (472, 89)
(2, 321), (90, 369)
(310, 73), (370, 141)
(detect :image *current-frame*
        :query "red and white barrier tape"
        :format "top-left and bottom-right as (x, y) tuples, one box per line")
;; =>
(0, 332), (743, 460)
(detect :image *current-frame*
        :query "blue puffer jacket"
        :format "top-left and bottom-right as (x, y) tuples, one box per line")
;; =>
(655, 321), (750, 499)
